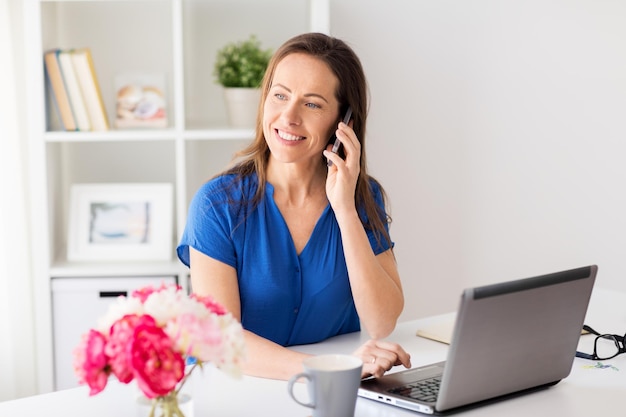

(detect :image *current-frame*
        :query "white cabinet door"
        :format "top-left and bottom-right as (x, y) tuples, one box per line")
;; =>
(51, 276), (176, 390)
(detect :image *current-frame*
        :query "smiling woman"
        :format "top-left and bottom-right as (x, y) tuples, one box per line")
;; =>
(0, 0), (37, 402)
(177, 32), (411, 382)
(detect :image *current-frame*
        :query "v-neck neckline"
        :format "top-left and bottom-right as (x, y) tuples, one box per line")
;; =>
(265, 182), (331, 257)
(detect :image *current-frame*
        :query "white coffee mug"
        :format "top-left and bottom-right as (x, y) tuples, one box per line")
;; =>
(287, 354), (363, 417)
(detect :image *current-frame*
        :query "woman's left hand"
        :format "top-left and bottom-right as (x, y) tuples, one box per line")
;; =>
(323, 121), (361, 216)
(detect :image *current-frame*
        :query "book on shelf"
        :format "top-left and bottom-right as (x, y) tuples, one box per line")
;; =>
(43, 49), (77, 131)
(70, 48), (110, 131)
(114, 73), (167, 129)
(43, 47), (109, 132)
(57, 50), (91, 131)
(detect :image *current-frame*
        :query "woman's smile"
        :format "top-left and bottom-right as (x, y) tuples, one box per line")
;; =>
(276, 129), (305, 142)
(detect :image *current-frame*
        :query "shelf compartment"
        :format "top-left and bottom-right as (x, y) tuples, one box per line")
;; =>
(45, 140), (178, 264)
(41, 0), (176, 132)
(182, 0), (311, 127)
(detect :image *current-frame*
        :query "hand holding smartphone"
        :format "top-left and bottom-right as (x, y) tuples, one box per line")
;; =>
(327, 107), (353, 167)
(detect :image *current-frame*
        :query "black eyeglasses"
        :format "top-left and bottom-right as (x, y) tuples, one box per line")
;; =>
(575, 324), (626, 361)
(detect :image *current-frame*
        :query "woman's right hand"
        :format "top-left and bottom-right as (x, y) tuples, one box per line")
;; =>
(353, 339), (412, 379)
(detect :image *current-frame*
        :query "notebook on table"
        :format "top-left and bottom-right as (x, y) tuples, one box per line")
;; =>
(415, 317), (457, 345)
(359, 265), (597, 415)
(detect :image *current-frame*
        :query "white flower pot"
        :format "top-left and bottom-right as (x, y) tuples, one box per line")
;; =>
(223, 87), (261, 128)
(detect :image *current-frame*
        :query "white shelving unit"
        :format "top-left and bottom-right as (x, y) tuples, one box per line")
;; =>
(23, 0), (329, 393)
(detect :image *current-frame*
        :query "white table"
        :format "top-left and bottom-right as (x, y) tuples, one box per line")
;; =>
(1, 288), (623, 416)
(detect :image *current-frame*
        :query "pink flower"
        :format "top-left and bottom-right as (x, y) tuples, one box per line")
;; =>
(132, 283), (180, 303)
(166, 313), (223, 361)
(191, 293), (227, 316)
(130, 319), (185, 398)
(73, 330), (110, 396)
(105, 314), (149, 383)
(73, 283), (245, 400)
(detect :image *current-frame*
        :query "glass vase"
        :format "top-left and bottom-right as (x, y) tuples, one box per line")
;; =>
(136, 391), (194, 417)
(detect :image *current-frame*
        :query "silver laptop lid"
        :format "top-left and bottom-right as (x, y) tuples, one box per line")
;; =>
(437, 265), (597, 411)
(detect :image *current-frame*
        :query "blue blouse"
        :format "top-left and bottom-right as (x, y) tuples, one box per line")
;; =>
(177, 173), (392, 346)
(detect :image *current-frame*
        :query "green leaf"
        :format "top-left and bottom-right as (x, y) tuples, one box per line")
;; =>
(214, 35), (272, 88)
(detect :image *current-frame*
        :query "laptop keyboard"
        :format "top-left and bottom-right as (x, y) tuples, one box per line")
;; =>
(388, 376), (442, 403)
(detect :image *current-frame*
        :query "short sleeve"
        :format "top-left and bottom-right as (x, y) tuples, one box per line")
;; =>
(177, 179), (239, 269)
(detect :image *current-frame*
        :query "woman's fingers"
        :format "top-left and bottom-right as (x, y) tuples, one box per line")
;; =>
(353, 339), (412, 379)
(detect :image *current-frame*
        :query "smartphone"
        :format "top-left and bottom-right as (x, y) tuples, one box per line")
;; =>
(328, 107), (353, 165)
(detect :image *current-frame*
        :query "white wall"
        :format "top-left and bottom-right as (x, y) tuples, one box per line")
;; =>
(331, 0), (626, 320)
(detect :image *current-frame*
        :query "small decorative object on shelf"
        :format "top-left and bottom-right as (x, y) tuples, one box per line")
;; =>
(214, 35), (272, 128)
(72, 283), (246, 417)
(115, 73), (168, 129)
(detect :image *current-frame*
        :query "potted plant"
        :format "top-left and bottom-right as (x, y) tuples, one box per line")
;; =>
(214, 35), (272, 128)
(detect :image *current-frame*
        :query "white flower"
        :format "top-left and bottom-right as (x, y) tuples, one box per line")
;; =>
(96, 296), (143, 333)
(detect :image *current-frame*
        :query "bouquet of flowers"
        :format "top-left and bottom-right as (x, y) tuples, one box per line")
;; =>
(73, 283), (245, 417)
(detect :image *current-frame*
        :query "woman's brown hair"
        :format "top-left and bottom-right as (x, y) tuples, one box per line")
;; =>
(222, 32), (392, 247)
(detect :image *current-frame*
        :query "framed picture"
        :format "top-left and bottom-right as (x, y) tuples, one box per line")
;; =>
(67, 183), (173, 262)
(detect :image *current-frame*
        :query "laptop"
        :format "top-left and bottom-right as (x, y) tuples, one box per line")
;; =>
(359, 265), (597, 415)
